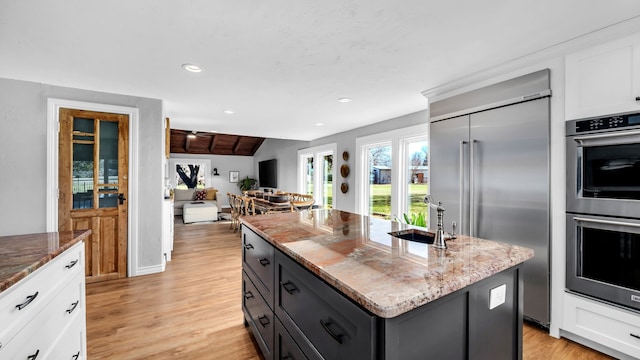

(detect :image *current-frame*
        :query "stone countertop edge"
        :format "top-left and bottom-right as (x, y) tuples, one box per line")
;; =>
(0, 230), (91, 293)
(240, 210), (534, 319)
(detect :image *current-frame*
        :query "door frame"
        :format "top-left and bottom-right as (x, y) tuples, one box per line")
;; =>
(46, 98), (139, 277)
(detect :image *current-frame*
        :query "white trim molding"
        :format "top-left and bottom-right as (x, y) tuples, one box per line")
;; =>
(47, 98), (140, 277)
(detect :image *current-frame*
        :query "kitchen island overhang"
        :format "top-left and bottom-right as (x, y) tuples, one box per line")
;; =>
(240, 209), (534, 360)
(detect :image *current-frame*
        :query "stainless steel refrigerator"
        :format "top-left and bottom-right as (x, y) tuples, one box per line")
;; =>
(428, 70), (550, 326)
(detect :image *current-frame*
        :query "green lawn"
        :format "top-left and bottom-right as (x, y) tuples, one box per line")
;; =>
(370, 184), (428, 220)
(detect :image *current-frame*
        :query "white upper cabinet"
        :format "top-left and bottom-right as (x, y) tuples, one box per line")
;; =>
(566, 33), (640, 120)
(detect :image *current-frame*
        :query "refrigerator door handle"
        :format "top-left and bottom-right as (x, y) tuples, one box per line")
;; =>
(470, 139), (477, 237)
(459, 141), (467, 233)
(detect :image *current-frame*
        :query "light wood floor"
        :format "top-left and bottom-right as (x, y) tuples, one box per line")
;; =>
(86, 219), (614, 359)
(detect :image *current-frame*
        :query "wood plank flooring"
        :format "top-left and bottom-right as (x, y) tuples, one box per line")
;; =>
(86, 218), (614, 359)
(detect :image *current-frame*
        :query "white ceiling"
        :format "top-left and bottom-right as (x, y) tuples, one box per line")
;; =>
(2, 1), (640, 141)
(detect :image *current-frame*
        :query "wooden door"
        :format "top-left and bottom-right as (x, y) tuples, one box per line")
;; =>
(58, 108), (129, 283)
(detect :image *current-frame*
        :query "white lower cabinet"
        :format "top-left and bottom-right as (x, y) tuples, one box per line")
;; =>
(0, 241), (86, 360)
(563, 292), (640, 359)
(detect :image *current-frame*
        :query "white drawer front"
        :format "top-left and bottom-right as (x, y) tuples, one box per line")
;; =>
(0, 242), (84, 348)
(0, 273), (84, 359)
(564, 293), (640, 358)
(48, 313), (85, 360)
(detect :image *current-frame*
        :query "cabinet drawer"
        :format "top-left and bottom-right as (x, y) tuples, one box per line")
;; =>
(48, 313), (85, 360)
(243, 270), (273, 359)
(243, 227), (274, 308)
(564, 293), (640, 358)
(0, 242), (84, 348)
(0, 273), (84, 359)
(275, 317), (308, 360)
(275, 251), (375, 360)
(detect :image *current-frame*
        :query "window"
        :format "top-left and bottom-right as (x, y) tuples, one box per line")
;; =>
(356, 124), (429, 224)
(168, 159), (210, 189)
(365, 142), (392, 219)
(403, 136), (429, 217)
(298, 144), (336, 209)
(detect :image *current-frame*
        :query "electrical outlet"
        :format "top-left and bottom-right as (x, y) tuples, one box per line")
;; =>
(489, 284), (507, 310)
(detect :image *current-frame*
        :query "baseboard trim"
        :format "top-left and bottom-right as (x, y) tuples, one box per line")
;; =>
(133, 264), (165, 276)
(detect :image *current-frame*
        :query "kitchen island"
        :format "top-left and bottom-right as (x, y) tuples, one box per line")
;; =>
(0, 230), (90, 359)
(240, 210), (533, 360)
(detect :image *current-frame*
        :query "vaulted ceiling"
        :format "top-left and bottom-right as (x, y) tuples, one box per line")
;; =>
(3, 2), (640, 141)
(170, 129), (265, 156)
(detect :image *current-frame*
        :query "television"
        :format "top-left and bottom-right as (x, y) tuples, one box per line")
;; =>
(258, 159), (278, 188)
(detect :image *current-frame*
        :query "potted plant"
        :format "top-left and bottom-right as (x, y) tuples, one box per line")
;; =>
(238, 176), (257, 192)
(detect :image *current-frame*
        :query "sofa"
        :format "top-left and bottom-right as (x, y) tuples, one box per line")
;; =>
(173, 188), (218, 216)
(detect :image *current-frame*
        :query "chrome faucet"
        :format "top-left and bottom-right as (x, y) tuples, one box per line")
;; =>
(424, 195), (448, 249)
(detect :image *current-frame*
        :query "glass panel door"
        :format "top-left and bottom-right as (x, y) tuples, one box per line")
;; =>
(304, 155), (314, 196)
(405, 138), (429, 222)
(367, 143), (392, 219)
(72, 118), (121, 209)
(322, 153), (333, 209)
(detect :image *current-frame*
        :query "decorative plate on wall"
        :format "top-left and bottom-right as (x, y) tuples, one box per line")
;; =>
(340, 164), (350, 178)
(341, 182), (348, 193)
(342, 151), (349, 161)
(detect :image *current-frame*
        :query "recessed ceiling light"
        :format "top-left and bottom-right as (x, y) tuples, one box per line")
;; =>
(315, 122), (324, 126)
(182, 64), (202, 73)
(338, 97), (352, 103)
(224, 110), (234, 114)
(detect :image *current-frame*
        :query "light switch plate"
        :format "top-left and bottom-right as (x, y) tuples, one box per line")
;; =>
(489, 284), (507, 310)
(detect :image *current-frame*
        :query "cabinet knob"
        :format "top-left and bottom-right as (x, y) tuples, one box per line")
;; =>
(636, 96), (640, 101)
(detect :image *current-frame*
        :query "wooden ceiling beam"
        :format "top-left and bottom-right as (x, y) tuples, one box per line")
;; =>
(209, 135), (219, 153)
(232, 137), (243, 154)
(185, 133), (195, 152)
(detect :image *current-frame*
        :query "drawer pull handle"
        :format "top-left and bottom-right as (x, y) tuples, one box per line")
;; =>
(258, 315), (270, 327)
(281, 281), (299, 295)
(244, 291), (254, 299)
(66, 301), (80, 314)
(244, 243), (254, 250)
(27, 349), (40, 360)
(631, 333), (640, 340)
(259, 258), (270, 266)
(636, 96), (640, 101)
(16, 291), (39, 310)
(320, 319), (344, 344)
(72, 351), (80, 360)
(65, 259), (79, 269)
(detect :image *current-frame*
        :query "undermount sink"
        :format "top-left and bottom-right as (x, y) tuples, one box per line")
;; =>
(388, 229), (435, 244)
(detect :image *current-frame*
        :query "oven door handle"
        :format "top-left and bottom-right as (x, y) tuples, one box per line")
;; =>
(573, 216), (640, 228)
(573, 129), (640, 146)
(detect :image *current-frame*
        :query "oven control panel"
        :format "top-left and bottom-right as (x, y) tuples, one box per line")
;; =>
(575, 113), (640, 132)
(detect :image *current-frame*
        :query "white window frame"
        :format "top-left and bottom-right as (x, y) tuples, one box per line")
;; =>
(355, 124), (428, 217)
(297, 143), (337, 208)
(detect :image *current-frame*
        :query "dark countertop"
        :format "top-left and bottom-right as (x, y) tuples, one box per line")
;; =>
(241, 209), (533, 318)
(0, 230), (91, 293)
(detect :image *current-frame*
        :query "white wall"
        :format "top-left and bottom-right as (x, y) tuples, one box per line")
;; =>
(0, 77), (165, 273)
(169, 153), (255, 207)
(253, 138), (309, 193)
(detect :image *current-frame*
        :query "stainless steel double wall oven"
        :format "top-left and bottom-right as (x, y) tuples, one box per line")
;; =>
(566, 111), (640, 312)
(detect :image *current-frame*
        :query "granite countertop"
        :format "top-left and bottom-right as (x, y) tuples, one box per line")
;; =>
(0, 230), (91, 293)
(241, 209), (533, 318)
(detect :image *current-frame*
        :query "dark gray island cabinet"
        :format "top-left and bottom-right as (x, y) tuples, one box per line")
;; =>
(240, 210), (533, 360)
